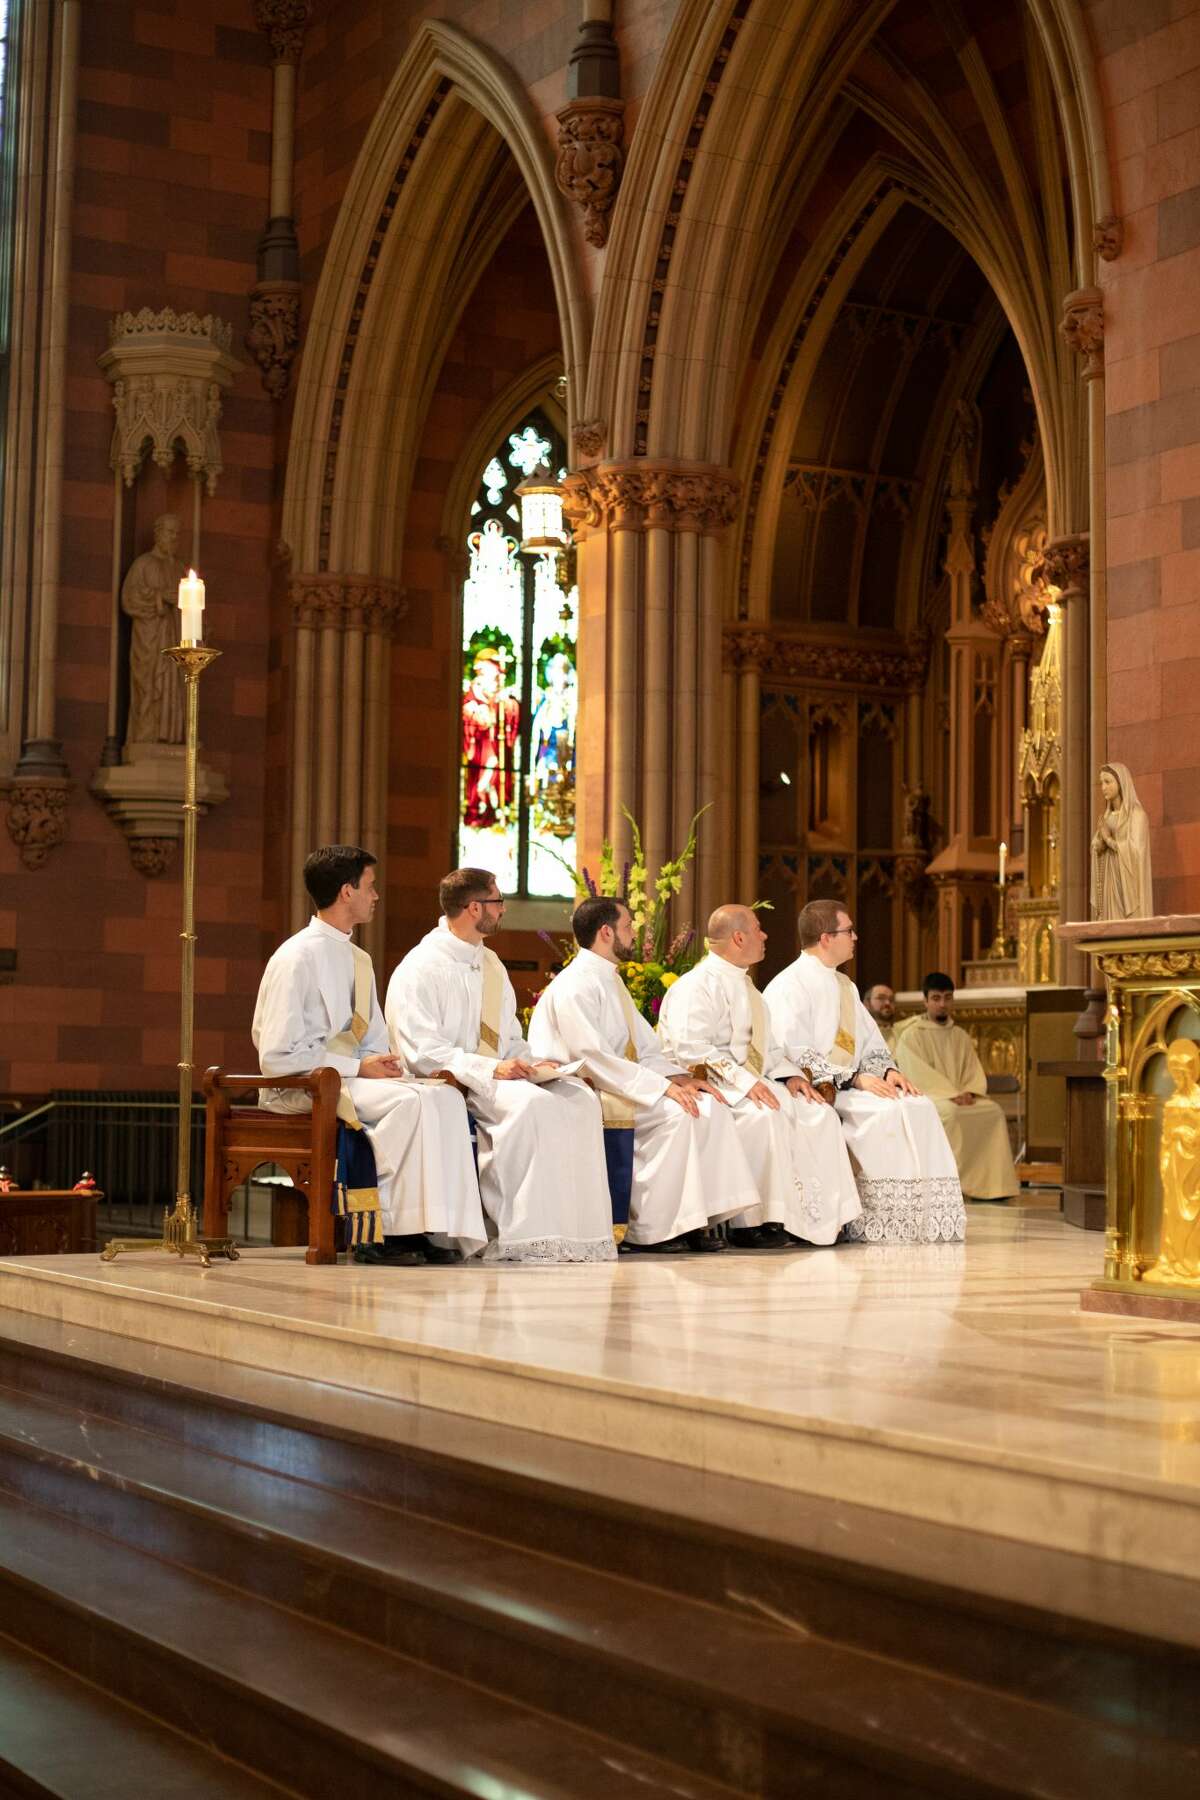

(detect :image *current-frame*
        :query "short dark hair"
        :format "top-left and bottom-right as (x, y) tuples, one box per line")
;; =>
(303, 845), (376, 910)
(573, 895), (627, 949)
(439, 867), (497, 918)
(922, 971), (954, 995)
(862, 982), (892, 1000)
(797, 897), (846, 948)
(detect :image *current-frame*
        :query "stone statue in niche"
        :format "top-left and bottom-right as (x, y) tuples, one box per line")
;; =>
(1089, 761), (1153, 921)
(1144, 1038), (1200, 1287)
(121, 513), (186, 748)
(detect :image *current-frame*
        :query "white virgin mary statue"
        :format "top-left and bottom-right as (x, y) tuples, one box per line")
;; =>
(1090, 761), (1154, 921)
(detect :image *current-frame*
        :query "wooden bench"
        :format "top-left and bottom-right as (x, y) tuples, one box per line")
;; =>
(203, 1067), (340, 1265)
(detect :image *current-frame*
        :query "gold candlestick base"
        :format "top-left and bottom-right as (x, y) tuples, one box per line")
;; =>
(102, 1195), (238, 1269)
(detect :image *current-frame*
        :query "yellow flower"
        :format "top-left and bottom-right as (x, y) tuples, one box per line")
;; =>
(660, 972), (679, 988)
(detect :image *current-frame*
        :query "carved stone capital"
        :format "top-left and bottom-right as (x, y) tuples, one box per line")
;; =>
(1061, 287), (1104, 380)
(2, 778), (70, 870)
(564, 462), (740, 536)
(99, 309), (242, 495)
(245, 281), (301, 401)
(289, 575), (407, 635)
(555, 98), (625, 248)
(573, 419), (606, 460)
(1034, 532), (1089, 601)
(1094, 215), (1124, 262)
(252, 0), (312, 64)
(722, 626), (931, 690)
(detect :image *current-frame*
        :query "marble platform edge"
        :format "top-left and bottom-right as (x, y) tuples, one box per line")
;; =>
(5, 1256), (1200, 1583)
(4, 1302), (1200, 1655)
(1082, 1285), (1200, 1322)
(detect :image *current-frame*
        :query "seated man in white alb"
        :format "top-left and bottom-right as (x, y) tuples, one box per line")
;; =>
(253, 845), (484, 1265)
(763, 899), (965, 1244)
(385, 868), (616, 1264)
(894, 973), (1018, 1201)
(528, 896), (760, 1253)
(657, 904), (862, 1247)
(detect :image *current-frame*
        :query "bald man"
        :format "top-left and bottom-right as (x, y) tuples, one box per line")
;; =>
(656, 905), (862, 1246)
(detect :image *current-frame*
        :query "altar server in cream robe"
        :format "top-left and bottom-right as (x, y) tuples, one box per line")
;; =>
(893, 974), (1018, 1201)
(386, 868), (617, 1265)
(657, 905), (862, 1246)
(527, 896), (760, 1252)
(763, 899), (966, 1244)
(253, 846), (484, 1262)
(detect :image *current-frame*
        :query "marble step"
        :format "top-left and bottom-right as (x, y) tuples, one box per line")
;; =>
(0, 1490), (744, 1800)
(1, 1328), (1196, 1752)
(0, 1631), (297, 1799)
(0, 1382), (1195, 1799)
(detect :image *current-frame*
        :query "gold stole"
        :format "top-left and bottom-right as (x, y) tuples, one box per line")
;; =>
(477, 947), (506, 1058)
(746, 981), (767, 1076)
(324, 943), (375, 1126)
(829, 972), (859, 1069)
(600, 976), (641, 1129)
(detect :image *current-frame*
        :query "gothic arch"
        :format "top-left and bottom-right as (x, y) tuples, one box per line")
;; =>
(281, 19), (584, 584)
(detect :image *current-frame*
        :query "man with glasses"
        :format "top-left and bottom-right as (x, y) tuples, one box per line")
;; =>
(764, 899), (965, 1244)
(385, 868), (616, 1263)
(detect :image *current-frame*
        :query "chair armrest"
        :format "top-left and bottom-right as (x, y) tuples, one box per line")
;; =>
(986, 1073), (1020, 1095)
(203, 1067), (341, 1104)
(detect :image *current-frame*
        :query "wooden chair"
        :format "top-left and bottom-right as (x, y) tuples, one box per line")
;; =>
(203, 1066), (340, 1265)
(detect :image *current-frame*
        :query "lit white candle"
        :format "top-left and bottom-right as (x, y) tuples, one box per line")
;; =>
(178, 569), (205, 647)
(999, 840), (1007, 885)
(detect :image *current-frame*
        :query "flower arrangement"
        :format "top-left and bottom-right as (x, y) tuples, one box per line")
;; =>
(536, 807), (707, 1023)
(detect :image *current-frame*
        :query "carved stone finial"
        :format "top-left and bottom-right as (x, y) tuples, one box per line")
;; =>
(573, 419), (606, 460)
(555, 99), (625, 248)
(252, 0), (312, 64)
(3, 779), (71, 870)
(245, 282), (301, 400)
(129, 837), (176, 878)
(1094, 215), (1124, 262)
(1061, 287), (1104, 381)
(1034, 531), (1089, 599)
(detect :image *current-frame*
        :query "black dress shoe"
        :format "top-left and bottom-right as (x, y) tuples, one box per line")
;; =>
(687, 1227), (727, 1252)
(414, 1235), (461, 1265)
(618, 1234), (691, 1254)
(727, 1225), (773, 1248)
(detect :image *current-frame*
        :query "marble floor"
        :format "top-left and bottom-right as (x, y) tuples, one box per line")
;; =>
(3, 1208), (1200, 1582)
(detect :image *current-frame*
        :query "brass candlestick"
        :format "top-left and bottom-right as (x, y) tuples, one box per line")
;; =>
(989, 877), (1014, 960)
(102, 641), (238, 1268)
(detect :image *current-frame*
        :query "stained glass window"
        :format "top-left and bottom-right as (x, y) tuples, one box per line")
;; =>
(458, 408), (576, 898)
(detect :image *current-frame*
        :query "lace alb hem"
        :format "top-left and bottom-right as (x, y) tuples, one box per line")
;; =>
(858, 1047), (895, 1079)
(843, 1175), (966, 1243)
(480, 1235), (619, 1265)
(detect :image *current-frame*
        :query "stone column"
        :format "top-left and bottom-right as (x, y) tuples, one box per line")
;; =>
(563, 463), (740, 925)
(247, 2), (311, 400)
(1062, 288), (1105, 791)
(1037, 533), (1090, 979)
(287, 576), (407, 945)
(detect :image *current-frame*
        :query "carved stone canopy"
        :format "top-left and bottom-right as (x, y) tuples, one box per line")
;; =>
(99, 309), (243, 495)
(562, 462), (740, 536)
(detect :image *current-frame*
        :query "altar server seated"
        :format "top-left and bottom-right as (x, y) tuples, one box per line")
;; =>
(893, 974), (1018, 1201)
(862, 983), (903, 1055)
(763, 900), (965, 1244)
(528, 896), (760, 1253)
(253, 846), (484, 1264)
(386, 869), (616, 1264)
(657, 905), (862, 1247)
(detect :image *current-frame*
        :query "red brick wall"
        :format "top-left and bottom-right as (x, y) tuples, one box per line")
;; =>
(1093, 0), (1200, 912)
(0, 0), (279, 1093)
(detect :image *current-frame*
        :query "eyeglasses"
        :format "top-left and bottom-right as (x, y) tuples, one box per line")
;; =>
(829, 927), (857, 937)
(476, 896), (505, 909)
